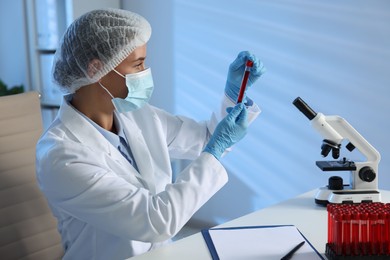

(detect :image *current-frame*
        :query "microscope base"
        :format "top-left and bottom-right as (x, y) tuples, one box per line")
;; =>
(314, 187), (381, 206)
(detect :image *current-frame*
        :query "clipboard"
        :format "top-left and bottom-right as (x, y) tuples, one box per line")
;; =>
(201, 225), (324, 260)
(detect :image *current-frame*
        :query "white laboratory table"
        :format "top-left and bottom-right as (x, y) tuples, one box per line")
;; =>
(131, 189), (390, 259)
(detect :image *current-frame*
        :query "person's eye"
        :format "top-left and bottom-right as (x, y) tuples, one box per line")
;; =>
(134, 62), (144, 70)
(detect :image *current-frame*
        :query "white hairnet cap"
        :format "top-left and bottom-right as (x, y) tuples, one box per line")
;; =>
(53, 8), (151, 93)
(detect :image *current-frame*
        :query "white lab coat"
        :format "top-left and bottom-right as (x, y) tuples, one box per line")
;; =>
(36, 95), (260, 259)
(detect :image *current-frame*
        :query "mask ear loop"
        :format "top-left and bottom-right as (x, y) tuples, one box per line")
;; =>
(113, 69), (126, 78)
(98, 81), (115, 99)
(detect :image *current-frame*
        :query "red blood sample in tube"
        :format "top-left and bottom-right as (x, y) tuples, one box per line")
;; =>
(386, 212), (390, 255)
(327, 204), (333, 245)
(334, 212), (343, 255)
(343, 211), (352, 255)
(361, 212), (369, 255)
(236, 60), (254, 104)
(370, 212), (379, 255)
(351, 211), (360, 256)
(379, 211), (387, 255)
(331, 208), (341, 251)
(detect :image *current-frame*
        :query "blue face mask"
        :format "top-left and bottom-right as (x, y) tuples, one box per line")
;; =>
(100, 68), (154, 113)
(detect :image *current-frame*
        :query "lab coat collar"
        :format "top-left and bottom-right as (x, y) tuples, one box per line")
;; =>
(60, 95), (110, 152)
(116, 111), (157, 194)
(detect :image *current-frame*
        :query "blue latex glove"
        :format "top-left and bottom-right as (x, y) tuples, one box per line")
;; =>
(204, 103), (248, 160)
(224, 51), (266, 104)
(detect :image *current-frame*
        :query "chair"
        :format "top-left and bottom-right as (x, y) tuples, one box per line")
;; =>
(0, 92), (63, 259)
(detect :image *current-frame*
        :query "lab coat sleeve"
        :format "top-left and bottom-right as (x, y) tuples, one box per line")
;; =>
(37, 139), (227, 243)
(151, 106), (210, 160)
(151, 96), (261, 160)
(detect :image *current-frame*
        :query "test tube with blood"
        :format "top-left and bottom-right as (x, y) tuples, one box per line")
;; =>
(343, 211), (352, 255)
(327, 204), (333, 246)
(370, 211), (379, 255)
(334, 212), (343, 255)
(351, 211), (360, 256)
(379, 211), (387, 255)
(236, 60), (254, 104)
(386, 212), (390, 255)
(330, 207), (340, 252)
(361, 212), (369, 255)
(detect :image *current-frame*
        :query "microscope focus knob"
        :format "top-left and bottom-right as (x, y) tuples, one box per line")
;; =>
(359, 166), (376, 182)
(328, 176), (343, 190)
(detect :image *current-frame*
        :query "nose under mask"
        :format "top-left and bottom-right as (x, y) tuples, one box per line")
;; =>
(99, 68), (154, 113)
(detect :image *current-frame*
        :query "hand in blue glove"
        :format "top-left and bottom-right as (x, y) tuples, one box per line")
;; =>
(204, 103), (248, 160)
(225, 51), (266, 104)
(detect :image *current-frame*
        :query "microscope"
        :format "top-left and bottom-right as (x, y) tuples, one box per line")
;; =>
(293, 97), (381, 206)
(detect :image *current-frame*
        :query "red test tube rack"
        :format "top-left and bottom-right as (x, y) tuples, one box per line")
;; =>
(326, 203), (390, 259)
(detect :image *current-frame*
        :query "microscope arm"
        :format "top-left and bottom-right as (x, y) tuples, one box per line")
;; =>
(316, 114), (381, 164)
(293, 97), (380, 165)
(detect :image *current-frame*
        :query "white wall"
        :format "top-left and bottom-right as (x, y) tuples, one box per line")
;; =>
(122, 0), (175, 113)
(0, 1), (29, 91)
(174, 0), (390, 225)
(66, 0), (120, 23)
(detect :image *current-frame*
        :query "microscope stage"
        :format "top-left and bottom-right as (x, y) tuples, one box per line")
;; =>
(316, 160), (357, 171)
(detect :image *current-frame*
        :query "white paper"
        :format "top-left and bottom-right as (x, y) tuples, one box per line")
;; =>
(208, 226), (322, 260)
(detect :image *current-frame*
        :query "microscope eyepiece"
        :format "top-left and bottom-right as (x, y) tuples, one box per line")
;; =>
(293, 97), (317, 120)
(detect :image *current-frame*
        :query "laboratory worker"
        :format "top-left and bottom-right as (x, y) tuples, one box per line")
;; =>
(36, 8), (265, 260)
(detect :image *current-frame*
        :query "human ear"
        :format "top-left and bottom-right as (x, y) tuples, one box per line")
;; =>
(87, 59), (103, 78)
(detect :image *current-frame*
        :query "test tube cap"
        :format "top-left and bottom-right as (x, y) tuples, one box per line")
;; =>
(246, 60), (254, 67)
